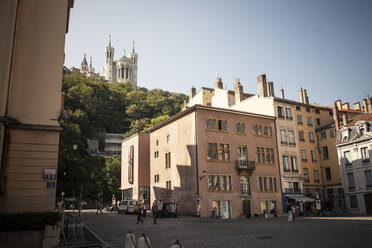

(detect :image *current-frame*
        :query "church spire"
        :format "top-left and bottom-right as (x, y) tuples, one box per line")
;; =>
(132, 41), (135, 53)
(89, 56), (92, 67)
(109, 34), (111, 47)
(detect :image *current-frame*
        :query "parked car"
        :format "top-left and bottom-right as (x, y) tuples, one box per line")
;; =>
(117, 200), (139, 214)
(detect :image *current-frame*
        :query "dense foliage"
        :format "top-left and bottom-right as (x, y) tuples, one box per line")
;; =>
(0, 212), (62, 232)
(57, 72), (188, 204)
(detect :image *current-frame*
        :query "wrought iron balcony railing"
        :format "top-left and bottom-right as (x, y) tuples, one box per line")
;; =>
(235, 160), (256, 175)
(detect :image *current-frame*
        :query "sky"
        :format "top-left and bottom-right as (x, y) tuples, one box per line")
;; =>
(64, 0), (372, 107)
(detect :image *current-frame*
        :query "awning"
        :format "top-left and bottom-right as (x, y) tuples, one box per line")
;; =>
(286, 196), (315, 203)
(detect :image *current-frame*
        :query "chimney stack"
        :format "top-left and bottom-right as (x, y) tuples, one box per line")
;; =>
(190, 86), (196, 98)
(267, 81), (275, 97)
(342, 114), (348, 126)
(298, 88), (309, 104)
(342, 102), (350, 110)
(214, 77), (223, 89)
(234, 78), (244, 103)
(280, 87), (285, 99)
(257, 74), (267, 98)
(335, 100), (342, 110)
(333, 102), (340, 130)
(366, 98), (372, 113)
(354, 102), (361, 111)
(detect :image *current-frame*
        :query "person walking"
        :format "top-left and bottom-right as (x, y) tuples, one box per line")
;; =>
(142, 203), (147, 218)
(152, 202), (158, 224)
(137, 210), (144, 224)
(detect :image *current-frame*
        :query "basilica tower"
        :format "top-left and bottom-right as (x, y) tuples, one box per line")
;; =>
(104, 35), (115, 81)
(129, 41), (138, 88)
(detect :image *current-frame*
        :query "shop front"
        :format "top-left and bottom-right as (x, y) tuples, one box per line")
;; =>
(283, 194), (315, 215)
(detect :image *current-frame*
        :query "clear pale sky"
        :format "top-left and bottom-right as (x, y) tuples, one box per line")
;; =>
(64, 0), (372, 107)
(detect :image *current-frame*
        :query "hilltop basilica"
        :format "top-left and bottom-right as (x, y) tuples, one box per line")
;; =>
(71, 36), (138, 88)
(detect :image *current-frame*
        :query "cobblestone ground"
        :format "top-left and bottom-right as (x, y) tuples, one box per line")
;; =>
(79, 210), (372, 248)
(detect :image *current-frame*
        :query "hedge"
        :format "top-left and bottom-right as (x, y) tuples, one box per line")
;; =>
(0, 211), (62, 232)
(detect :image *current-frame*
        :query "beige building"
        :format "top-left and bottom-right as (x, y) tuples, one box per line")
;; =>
(149, 105), (282, 219)
(121, 134), (150, 207)
(0, 0), (73, 212)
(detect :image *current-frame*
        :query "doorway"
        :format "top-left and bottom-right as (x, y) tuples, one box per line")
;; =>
(364, 194), (372, 215)
(242, 199), (251, 218)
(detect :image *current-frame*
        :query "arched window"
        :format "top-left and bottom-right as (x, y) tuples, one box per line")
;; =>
(128, 146), (134, 184)
(240, 176), (250, 195)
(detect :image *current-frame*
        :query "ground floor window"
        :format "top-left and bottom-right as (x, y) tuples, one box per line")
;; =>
(260, 200), (277, 215)
(212, 200), (231, 219)
(349, 195), (358, 208)
(123, 188), (133, 200)
(139, 187), (150, 208)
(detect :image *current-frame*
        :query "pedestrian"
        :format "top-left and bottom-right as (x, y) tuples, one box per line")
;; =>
(137, 210), (144, 224)
(142, 203), (147, 218)
(152, 202), (158, 224)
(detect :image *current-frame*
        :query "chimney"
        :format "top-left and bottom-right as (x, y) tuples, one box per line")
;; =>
(354, 102), (361, 111)
(298, 88), (304, 103)
(333, 102), (340, 130)
(189, 86), (196, 98)
(267, 81), (275, 97)
(342, 102), (350, 110)
(257, 74), (267, 98)
(368, 98), (372, 113)
(303, 89), (309, 104)
(214, 77), (223, 89)
(335, 100), (342, 110)
(280, 87), (285, 99)
(342, 114), (348, 126)
(234, 78), (244, 103)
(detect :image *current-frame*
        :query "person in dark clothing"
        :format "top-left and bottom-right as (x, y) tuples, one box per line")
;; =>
(151, 202), (158, 224)
(137, 210), (144, 224)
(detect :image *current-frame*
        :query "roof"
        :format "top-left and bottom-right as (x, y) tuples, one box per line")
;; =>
(346, 112), (372, 127)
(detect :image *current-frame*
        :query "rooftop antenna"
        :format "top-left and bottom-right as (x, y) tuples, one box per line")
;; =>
(132, 41), (135, 53)
(109, 34), (111, 47)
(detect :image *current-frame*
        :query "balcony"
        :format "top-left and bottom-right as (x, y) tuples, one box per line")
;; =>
(285, 188), (302, 194)
(235, 160), (255, 175)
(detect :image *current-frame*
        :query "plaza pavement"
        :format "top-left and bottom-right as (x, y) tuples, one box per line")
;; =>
(78, 210), (372, 248)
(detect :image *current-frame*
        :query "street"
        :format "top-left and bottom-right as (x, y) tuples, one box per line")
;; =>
(78, 210), (372, 248)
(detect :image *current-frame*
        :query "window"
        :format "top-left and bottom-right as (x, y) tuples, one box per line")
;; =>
(236, 122), (246, 133)
(307, 116), (313, 126)
(278, 106), (284, 119)
(208, 174), (232, 192)
(288, 130), (296, 146)
(253, 124), (272, 137)
(283, 155), (290, 171)
(301, 149), (307, 161)
(218, 120), (228, 131)
(206, 118), (217, 130)
(361, 147), (370, 163)
(309, 132), (315, 143)
(325, 167), (332, 181)
(165, 152), (171, 168)
(299, 130), (305, 141)
(154, 151), (159, 158)
(258, 176), (278, 192)
(166, 180), (172, 195)
(314, 170), (320, 182)
(344, 151), (352, 166)
(293, 182), (300, 193)
(297, 115), (303, 124)
(240, 176), (251, 195)
(322, 146), (329, 160)
(291, 156), (298, 172)
(280, 129), (287, 145)
(128, 146), (134, 184)
(296, 106), (301, 111)
(306, 107), (310, 112)
(315, 109), (320, 114)
(256, 147), (274, 164)
(347, 172), (355, 190)
(156, 140), (159, 146)
(238, 146), (248, 166)
(349, 195), (358, 208)
(167, 135), (170, 143)
(311, 150), (317, 162)
(316, 118), (320, 125)
(320, 131), (326, 140)
(154, 174), (159, 183)
(365, 170), (372, 188)
(285, 107), (293, 120)
(207, 142), (230, 161)
(330, 128), (336, 137)
(303, 168), (309, 182)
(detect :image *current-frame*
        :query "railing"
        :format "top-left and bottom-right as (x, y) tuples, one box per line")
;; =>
(235, 160), (255, 175)
(285, 188), (302, 194)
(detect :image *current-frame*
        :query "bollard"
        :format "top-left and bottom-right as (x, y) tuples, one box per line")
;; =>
(75, 216), (84, 240)
(124, 231), (136, 248)
(137, 233), (151, 248)
(66, 217), (76, 240)
(170, 240), (183, 248)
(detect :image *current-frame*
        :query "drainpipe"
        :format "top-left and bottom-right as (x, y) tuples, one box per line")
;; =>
(273, 118), (284, 213)
(194, 109), (199, 198)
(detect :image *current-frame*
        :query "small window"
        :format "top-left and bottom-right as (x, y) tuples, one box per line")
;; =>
(325, 167), (332, 180)
(314, 169), (320, 182)
(322, 146), (329, 160)
(297, 115), (303, 125)
(320, 131), (326, 140)
(303, 168), (309, 182)
(349, 195), (358, 208)
(285, 107), (293, 120)
(306, 107), (310, 112)
(361, 147), (370, 163)
(156, 140), (159, 146)
(307, 116), (313, 126)
(316, 118), (320, 125)
(347, 172), (355, 189)
(296, 106), (301, 111)
(278, 106), (284, 119)
(315, 109), (320, 114)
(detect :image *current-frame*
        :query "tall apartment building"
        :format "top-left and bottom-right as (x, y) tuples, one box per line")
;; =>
(335, 101), (372, 215)
(186, 75), (363, 212)
(0, 0), (73, 212)
(148, 105), (282, 219)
